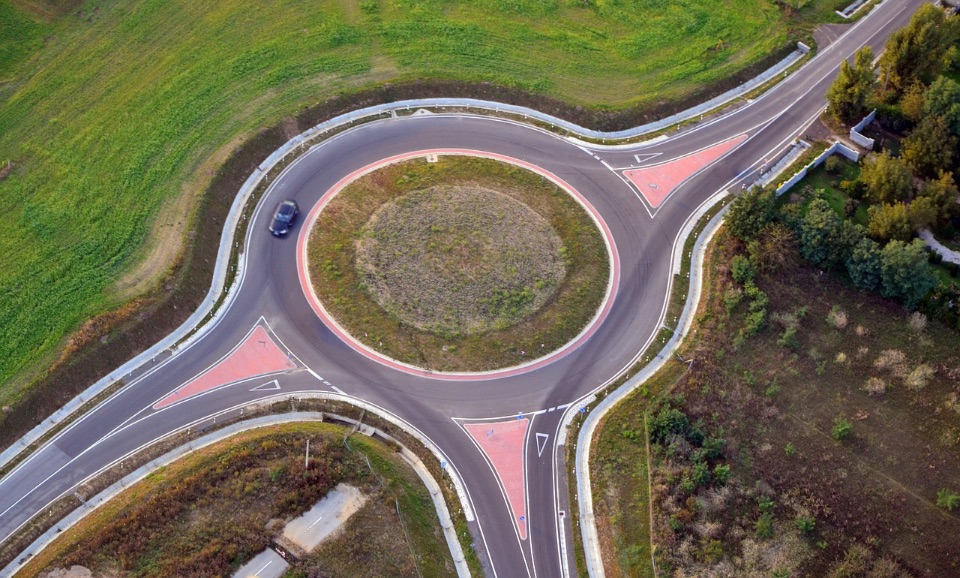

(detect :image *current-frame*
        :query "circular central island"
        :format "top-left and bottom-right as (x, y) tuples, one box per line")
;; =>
(303, 154), (613, 375)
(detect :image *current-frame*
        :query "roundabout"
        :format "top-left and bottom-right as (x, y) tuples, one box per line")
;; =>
(0, 2), (926, 576)
(298, 151), (618, 379)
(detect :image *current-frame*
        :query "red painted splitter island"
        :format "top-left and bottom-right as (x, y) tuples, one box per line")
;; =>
(465, 419), (530, 540)
(154, 325), (295, 409)
(624, 134), (748, 208)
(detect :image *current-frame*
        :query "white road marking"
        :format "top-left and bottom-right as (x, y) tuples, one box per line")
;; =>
(257, 560), (273, 575)
(250, 380), (281, 392)
(536, 433), (549, 457)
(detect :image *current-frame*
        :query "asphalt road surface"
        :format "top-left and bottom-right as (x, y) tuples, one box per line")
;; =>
(0, 1), (925, 576)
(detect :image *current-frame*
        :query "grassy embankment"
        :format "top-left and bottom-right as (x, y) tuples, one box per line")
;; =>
(0, 0), (850, 416)
(592, 166), (960, 576)
(308, 156), (608, 371)
(17, 421), (455, 578)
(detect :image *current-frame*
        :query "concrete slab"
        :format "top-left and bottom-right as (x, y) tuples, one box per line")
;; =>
(282, 483), (366, 553)
(232, 549), (289, 578)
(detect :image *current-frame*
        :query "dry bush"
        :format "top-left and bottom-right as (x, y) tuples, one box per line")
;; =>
(874, 349), (907, 376)
(826, 306), (849, 330)
(905, 363), (935, 391)
(908, 311), (928, 333)
(866, 557), (911, 578)
(855, 324), (869, 337)
(857, 346), (870, 359)
(945, 392), (960, 415)
(835, 352), (848, 365)
(864, 377), (887, 396)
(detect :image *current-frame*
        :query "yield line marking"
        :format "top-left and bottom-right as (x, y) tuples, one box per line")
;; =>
(250, 380), (281, 392)
(536, 433), (549, 457)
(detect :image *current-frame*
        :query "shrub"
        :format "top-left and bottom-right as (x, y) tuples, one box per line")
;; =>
(795, 515), (816, 535)
(908, 311), (928, 332)
(713, 464), (731, 485)
(755, 512), (775, 539)
(726, 187), (776, 241)
(724, 286), (743, 315)
(864, 376), (887, 396)
(826, 306), (849, 329)
(825, 155), (843, 174)
(905, 363), (935, 390)
(874, 349), (907, 371)
(691, 460), (711, 487)
(937, 488), (960, 511)
(731, 254), (757, 284)
(832, 417), (853, 440)
(649, 407), (690, 443)
(778, 326), (799, 349)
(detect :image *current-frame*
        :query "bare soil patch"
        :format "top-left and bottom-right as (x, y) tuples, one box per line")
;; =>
(308, 155), (609, 372)
(356, 186), (565, 336)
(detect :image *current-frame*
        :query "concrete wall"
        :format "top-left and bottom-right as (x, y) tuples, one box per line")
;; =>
(775, 141), (861, 196)
(850, 109), (877, 149)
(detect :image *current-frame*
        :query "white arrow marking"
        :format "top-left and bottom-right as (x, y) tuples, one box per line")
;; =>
(536, 433), (549, 457)
(250, 380), (281, 392)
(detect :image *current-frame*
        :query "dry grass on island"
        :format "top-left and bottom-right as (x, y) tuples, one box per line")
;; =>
(308, 156), (609, 372)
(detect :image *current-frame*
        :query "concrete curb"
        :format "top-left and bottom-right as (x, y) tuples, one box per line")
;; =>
(1, 407), (471, 578)
(0, 37), (811, 475)
(571, 96), (844, 574)
(574, 197), (729, 578)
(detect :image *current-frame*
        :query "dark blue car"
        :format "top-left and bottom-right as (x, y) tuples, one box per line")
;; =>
(269, 200), (299, 237)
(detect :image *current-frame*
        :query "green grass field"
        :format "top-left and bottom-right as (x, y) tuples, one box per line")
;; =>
(0, 0), (838, 404)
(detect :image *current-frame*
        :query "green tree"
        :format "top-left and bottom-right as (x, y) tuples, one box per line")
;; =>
(827, 46), (877, 123)
(908, 196), (939, 230)
(748, 222), (799, 273)
(923, 76), (960, 136)
(902, 114), (957, 179)
(799, 199), (862, 270)
(880, 239), (938, 309)
(918, 171), (960, 224)
(900, 81), (927, 123)
(867, 203), (912, 242)
(878, 4), (960, 95)
(859, 151), (913, 204)
(726, 187), (775, 241)
(847, 237), (882, 291)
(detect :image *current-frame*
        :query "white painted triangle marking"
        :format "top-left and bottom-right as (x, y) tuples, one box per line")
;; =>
(536, 433), (549, 457)
(250, 380), (281, 392)
(634, 152), (662, 164)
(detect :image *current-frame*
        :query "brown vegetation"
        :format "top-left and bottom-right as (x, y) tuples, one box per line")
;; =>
(355, 186), (565, 336)
(595, 227), (960, 577)
(22, 422), (453, 578)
